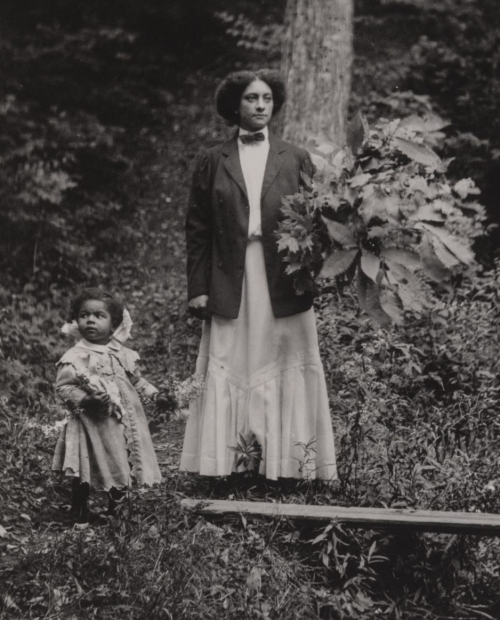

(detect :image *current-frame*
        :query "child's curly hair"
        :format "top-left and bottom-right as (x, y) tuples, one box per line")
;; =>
(70, 288), (124, 328)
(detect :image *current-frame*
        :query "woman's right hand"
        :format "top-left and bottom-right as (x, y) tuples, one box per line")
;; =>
(80, 392), (110, 414)
(188, 295), (211, 320)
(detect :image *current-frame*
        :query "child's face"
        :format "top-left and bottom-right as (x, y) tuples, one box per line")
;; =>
(77, 300), (113, 344)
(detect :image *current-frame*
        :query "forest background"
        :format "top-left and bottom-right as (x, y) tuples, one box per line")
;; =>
(1, 0), (500, 619)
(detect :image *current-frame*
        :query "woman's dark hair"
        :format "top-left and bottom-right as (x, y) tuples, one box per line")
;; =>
(215, 69), (286, 125)
(70, 288), (124, 328)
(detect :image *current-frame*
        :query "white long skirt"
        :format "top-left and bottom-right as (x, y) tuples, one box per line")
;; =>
(180, 240), (337, 480)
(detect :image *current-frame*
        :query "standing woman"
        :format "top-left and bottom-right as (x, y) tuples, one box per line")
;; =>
(181, 69), (337, 480)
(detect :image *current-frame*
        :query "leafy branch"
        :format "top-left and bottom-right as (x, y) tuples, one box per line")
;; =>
(277, 112), (488, 325)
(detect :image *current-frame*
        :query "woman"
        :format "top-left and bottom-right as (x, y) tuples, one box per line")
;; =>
(180, 69), (337, 480)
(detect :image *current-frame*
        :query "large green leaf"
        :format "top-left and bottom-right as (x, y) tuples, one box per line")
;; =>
(396, 114), (449, 135)
(360, 192), (400, 224)
(411, 203), (445, 223)
(310, 153), (329, 174)
(393, 137), (441, 169)
(385, 259), (420, 288)
(407, 176), (429, 195)
(346, 111), (369, 154)
(419, 236), (450, 282)
(428, 235), (461, 268)
(356, 269), (392, 327)
(385, 259), (428, 311)
(350, 173), (371, 188)
(381, 248), (421, 271)
(418, 223), (475, 265)
(453, 178), (480, 199)
(360, 249), (380, 282)
(396, 281), (428, 312)
(380, 288), (404, 325)
(277, 234), (300, 254)
(321, 217), (357, 247)
(319, 191), (342, 211)
(320, 249), (359, 279)
(367, 225), (391, 239)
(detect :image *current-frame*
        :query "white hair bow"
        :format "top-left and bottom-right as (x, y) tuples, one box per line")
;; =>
(61, 308), (133, 344)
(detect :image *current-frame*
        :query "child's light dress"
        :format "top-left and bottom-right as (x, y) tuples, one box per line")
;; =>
(52, 338), (162, 491)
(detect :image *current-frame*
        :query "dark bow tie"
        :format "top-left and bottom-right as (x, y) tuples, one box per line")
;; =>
(239, 132), (265, 145)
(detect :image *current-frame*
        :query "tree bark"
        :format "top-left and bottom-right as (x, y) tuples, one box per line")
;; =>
(280, 0), (354, 149)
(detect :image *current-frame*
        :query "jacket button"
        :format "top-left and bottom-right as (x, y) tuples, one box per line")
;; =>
(218, 262), (223, 268)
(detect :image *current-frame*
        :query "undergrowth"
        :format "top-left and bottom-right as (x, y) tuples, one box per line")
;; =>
(2, 261), (499, 619)
(1, 481), (319, 620)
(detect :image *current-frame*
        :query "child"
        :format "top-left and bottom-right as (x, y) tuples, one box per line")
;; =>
(52, 288), (169, 522)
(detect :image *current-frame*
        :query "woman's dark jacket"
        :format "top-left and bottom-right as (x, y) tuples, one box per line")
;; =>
(185, 132), (315, 319)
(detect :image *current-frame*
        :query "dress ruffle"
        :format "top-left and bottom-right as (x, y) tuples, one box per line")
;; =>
(181, 240), (337, 480)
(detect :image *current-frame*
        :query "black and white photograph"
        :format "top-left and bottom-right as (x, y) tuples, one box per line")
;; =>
(1, 0), (499, 618)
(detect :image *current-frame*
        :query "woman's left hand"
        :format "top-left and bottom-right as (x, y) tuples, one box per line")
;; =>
(188, 294), (211, 320)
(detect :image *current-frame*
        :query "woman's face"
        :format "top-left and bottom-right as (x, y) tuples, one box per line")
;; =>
(238, 79), (274, 132)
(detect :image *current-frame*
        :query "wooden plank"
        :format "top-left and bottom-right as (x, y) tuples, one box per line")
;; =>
(181, 499), (500, 536)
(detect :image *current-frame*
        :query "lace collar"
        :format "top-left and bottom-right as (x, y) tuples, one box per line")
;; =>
(74, 338), (122, 354)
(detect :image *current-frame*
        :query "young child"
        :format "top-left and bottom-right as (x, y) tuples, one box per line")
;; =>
(52, 288), (169, 522)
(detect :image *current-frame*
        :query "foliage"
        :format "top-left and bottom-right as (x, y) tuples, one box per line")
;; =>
(403, 0), (500, 222)
(1, 481), (318, 620)
(307, 260), (500, 617)
(230, 432), (263, 472)
(156, 373), (205, 421)
(0, 2), (227, 285)
(308, 519), (500, 619)
(277, 112), (488, 324)
(0, 28), (147, 283)
(214, 11), (283, 58)
(310, 522), (387, 618)
(404, 0), (500, 139)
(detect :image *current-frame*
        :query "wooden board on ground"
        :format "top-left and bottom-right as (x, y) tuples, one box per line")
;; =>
(181, 499), (500, 536)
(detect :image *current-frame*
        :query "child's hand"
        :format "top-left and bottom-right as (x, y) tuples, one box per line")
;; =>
(80, 392), (110, 414)
(155, 392), (176, 413)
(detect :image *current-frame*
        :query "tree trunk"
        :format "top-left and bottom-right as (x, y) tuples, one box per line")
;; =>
(280, 0), (353, 149)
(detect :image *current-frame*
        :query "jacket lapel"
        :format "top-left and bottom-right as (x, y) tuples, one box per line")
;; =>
(221, 132), (287, 199)
(222, 136), (248, 199)
(261, 135), (286, 199)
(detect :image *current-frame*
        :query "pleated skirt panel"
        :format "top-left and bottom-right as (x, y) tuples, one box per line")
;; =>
(180, 240), (337, 480)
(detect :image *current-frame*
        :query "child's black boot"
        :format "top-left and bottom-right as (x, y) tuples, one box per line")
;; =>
(71, 478), (91, 523)
(106, 486), (126, 517)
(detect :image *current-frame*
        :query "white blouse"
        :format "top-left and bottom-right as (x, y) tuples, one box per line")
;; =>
(238, 125), (270, 238)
